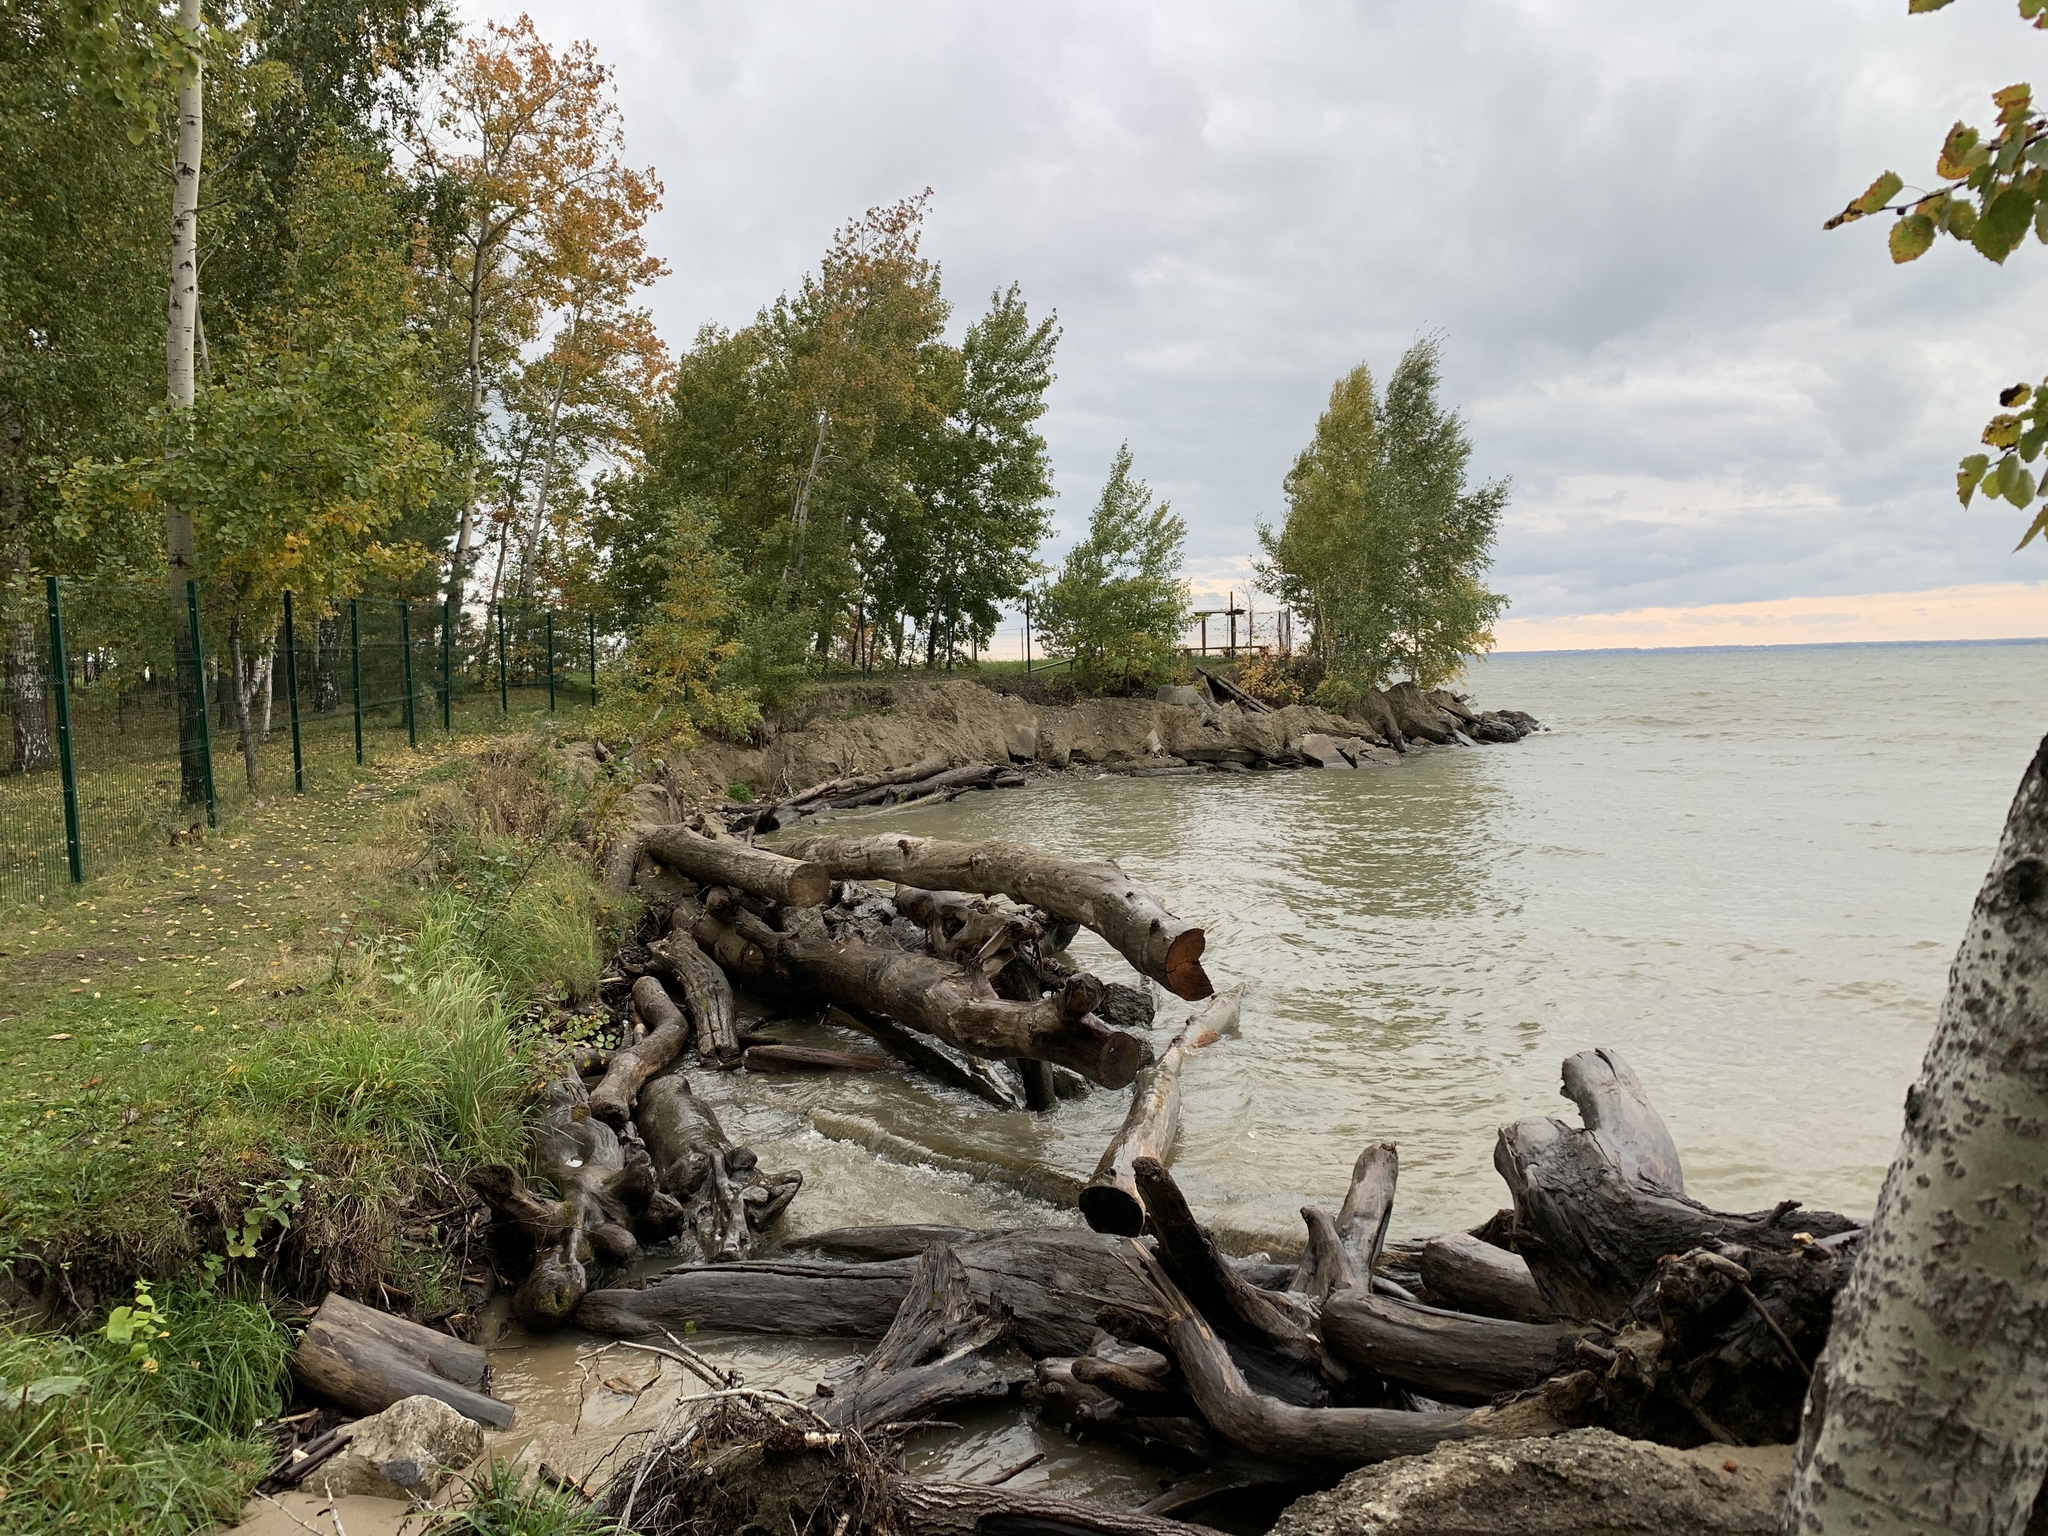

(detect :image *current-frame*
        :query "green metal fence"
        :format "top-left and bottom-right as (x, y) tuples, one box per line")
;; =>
(0, 577), (603, 907)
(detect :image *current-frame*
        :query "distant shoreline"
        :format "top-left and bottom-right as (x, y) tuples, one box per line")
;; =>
(1488, 634), (2048, 658)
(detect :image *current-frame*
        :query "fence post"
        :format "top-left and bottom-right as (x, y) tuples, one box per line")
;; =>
(348, 598), (363, 766)
(545, 609), (555, 713)
(441, 596), (453, 732)
(282, 590), (304, 793)
(497, 606), (508, 713)
(399, 599), (416, 748)
(587, 613), (597, 703)
(185, 579), (218, 828)
(45, 577), (83, 883)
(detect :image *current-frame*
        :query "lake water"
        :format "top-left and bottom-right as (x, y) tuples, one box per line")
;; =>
(732, 640), (2048, 1248)
(487, 640), (2046, 1501)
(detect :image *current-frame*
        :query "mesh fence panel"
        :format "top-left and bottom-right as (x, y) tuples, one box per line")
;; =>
(0, 581), (599, 906)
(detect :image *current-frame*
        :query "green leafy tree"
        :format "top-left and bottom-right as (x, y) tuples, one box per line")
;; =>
(1257, 337), (1507, 691)
(1824, 0), (2048, 544)
(1034, 444), (1189, 691)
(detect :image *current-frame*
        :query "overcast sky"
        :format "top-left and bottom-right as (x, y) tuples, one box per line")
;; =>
(469, 0), (2048, 642)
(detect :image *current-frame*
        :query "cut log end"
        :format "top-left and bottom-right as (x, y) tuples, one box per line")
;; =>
(1098, 1029), (1146, 1091)
(1078, 1183), (1147, 1238)
(785, 863), (834, 909)
(1164, 929), (1213, 1001)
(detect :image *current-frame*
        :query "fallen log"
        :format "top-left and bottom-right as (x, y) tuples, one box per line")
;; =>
(637, 1071), (799, 1260)
(587, 976), (691, 1127)
(893, 884), (1044, 980)
(645, 825), (833, 908)
(893, 1481), (1214, 1536)
(646, 927), (739, 1063)
(1192, 663), (1273, 715)
(1121, 1241), (1479, 1468)
(836, 762), (1003, 808)
(782, 754), (951, 813)
(468, 1076), (682, 1330)
(798, 1224), (981, 1262)
(579, 1229), (1160, 1358)
(695, 896), (1145, 1088)
(1495, 1050), (1860, 1322)
(1418, 1233), (1553, 1323)
(817, 1243), (1021, 1429)
(743, 1043), (904, 1073)
(777, 832), (1213, 1000)
(1317, 1292), (1585, 1405)
(1080, 991), (1242, 1236)
(1034, 1355), (1226, 1468)
(1560, 1046), (1685, 1194)
(1289, 1142), (1397, 1302)
(828, 1004), (1024, 1109)
(292, 1293), (514, 1430)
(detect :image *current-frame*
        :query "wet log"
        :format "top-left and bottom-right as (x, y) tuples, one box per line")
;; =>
(1081, 991), (1242, 1236)
(893, 885), (1043, 978)
(1289, 1142), (1397, 1303)
(1034, 1356), (1226, 1467)
(778, 832), (1213, 1000)
(767, 755), (953, 824)
(836, 762), (1003, 808)
(646, 928), (739, 1063)
(579, 1229), (1160, 1358)
(829, 1005), (1024, 1109)
(800, 1224), (981, 1262)
(293, 1293), (514, 1429)
(1418, 1233), (1552, 1323)
(1131, 1156), (1322, 1388)
(645, 825), (833, 908)
(818, 1243), (1021, 1429)
(743, 1043), (903, 1073)
(1496, 1050), (1861, 1322)
(587, 976), (690, 1127)
(1317, 1292), (1585, 1405)
(1071, 1334), (1185, 1416)
(1122, 1241), (1478, 1468)
(893, 1482), (1213, 1536)
(1560, 1047), (1685, 1193)
(468, 1076), (682, 1330)
(637, 1071), (799, 1261)
(697, 897), (1145, 1088)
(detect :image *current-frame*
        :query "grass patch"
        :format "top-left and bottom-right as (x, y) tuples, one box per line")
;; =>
(0, 727), (632, 1534)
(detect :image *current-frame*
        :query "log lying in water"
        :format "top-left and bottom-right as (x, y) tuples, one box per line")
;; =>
(694, 895), (1145, 1088)
(579, 1229), (1159, 1358)
(587, 976), (691, 1127)
(893, 1481), (1213, 1536)
(1122, 1241), (1479, 1468)
(1081, 991), (1242, 1236)
(743, 1043), (903, 1074)
(817, 1243), (1022, 1429)
(645, 825), (833, 908)
(1495, 1049), (1862, 1323)
(1418, 1233), (1553, 1323)
(636, 1071), (798, 1261)
(646, 928), (739, 1063)
(1318, 1292), (1586, 1405)
(777, 832), (1214, 1000)
(292, 1294), (514, 1430)
(468, 1075), (682, 1329)
(828, 1004), (1024, 1109)
(775, 755), (952, 819)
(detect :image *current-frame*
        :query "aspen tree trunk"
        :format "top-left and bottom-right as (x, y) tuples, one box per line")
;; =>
(1783, 733), (2048, 1536)
(516, 310), (578, 605)
(165, 0), (205, 806)
(228, 614), (259, 792)
(447, 238), (491, 616)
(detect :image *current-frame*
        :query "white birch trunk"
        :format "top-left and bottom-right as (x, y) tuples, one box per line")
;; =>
(1783, 734), (2048, 1535)
(164, 0), (203, 580)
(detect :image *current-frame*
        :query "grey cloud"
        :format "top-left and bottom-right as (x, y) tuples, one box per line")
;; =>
(472, 0), (2048, 617)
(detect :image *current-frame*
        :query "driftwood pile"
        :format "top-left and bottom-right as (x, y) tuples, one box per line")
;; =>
(459, 791), (1859, 1531)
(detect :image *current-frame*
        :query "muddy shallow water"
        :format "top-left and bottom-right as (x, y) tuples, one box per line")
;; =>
(239, 641), (2046, 1526)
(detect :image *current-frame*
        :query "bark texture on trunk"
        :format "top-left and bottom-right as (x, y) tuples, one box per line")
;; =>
(292, 1294), (513, 1429)
(1785, 734), (2048, 1536)
(778, 832), (1214, 999)
(4, 609), (51, 774)
(647, 927), (739, 1063)
(1082, 991), (1242, 1235)
(587, 975), (691, 1127)
(645, 825), (833, 907)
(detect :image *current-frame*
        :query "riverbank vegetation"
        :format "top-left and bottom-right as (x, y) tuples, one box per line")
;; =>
(0, 733), (623, 1531)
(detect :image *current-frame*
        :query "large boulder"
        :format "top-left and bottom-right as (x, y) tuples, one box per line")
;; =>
(303, 1394), (486, 1502)
(1269, 1428), (1791, 1536)
(1381, 681), (1458, 745)
(1299, 733), (1355, 769)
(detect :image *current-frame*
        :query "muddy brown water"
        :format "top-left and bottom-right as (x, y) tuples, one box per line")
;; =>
(236, 642), (2047, 1527)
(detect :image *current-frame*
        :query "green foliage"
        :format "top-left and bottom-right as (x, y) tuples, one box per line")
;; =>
(0, 1280), (290, 1535)
(632, 198), (1057, 669)
(1034, 444), (1190, 691)
(1824, 8), (2048, 536)
(431, 1459), (623, 1536)
(1258, 338), (1508, 690)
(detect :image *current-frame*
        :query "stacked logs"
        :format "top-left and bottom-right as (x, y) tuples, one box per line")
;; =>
(472, 820), (1203, 1331)
(578, 1047), (1865, 1529)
